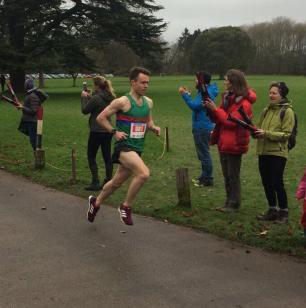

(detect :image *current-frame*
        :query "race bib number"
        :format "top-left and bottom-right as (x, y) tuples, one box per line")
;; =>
(130, 123), (147, 138)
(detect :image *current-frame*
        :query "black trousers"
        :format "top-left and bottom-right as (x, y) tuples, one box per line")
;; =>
(87, 132), (113, 183)
(258, 155), (288, 209)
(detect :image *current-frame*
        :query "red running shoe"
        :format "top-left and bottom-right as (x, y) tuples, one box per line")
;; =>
(118, 205), (133, 225)
(87, 196), (100, 223)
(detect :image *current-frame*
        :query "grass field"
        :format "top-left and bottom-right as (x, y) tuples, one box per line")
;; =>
(1, 75), (306, 257)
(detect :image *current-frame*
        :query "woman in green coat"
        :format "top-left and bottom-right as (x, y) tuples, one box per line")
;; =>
(81, 76), (116, 191)
(254, 82), (295, 223)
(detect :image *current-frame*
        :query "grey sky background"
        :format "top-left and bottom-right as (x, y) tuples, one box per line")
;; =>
(154, 0), (306, 43)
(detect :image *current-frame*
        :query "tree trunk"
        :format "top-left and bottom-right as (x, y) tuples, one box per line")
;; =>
(72, 73), (78, 87)
(10, 69), (25, 93)
(8, 5), (26, 93)
(39, 71), (45, 88)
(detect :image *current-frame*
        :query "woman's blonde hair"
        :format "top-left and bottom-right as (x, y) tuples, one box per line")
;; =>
(93, 76), (116, 98)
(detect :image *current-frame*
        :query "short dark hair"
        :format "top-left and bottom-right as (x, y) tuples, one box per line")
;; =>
(129, 67), (150, 81)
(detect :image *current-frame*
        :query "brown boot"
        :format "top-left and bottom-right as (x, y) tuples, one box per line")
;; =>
(256, 208), (278, 221)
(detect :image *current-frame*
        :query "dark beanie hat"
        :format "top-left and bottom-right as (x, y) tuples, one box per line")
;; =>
(278, 82), (289, 98)
(196, 71), (211, 84)
(24, 78), (35, 91)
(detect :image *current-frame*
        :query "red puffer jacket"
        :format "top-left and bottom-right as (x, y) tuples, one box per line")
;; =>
(210, 89), (256, 154)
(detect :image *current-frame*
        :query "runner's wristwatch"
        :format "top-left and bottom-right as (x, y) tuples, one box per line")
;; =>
(111, 128), (117, 135)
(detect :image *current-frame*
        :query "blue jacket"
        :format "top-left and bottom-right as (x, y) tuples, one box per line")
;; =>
(181, 82), (219, 131)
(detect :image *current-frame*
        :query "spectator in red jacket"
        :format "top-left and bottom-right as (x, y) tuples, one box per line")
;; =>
(204, 69), (256, 212)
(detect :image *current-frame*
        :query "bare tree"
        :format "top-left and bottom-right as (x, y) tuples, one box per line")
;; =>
(245, 17), (306, 74)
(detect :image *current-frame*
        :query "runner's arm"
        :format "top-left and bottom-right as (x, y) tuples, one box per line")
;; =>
(146, 97), (160, 136)
(96, 98), (128, 140)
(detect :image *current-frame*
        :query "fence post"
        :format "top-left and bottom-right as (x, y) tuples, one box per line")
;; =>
(35, 149), (45, 169)
(71, 149), (77, 184)
(165, 126), (169, 152)
(176, 168), (191, 208)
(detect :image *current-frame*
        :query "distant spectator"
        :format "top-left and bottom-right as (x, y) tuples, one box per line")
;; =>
(16, 79), (48, 151)
(0, 74), (5, 92)
(179, 71), (219, 186)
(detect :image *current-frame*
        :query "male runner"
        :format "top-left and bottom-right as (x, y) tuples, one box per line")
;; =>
(87, 67), (160, 225)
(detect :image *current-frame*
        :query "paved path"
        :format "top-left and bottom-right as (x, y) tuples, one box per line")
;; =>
(0, 170), (306, 308)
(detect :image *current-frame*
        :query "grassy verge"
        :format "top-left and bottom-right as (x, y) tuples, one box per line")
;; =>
(1, 75), (306, 257)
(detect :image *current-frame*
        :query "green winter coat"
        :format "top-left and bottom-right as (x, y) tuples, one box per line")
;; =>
(256, 98), (295, 159)
(81, 90), (114, 132)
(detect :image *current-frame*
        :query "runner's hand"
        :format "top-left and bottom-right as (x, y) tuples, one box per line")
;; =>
(114, 131), (128, 141)
(151, 126), (161, 136)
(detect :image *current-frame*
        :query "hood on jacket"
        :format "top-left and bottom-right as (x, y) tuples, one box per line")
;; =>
(208, 82), (219, 100)
(222, 88), (256, 104)
(247, 89), (257, 104)
(26, 88), (49, 104)
(24, 79), (35, 91)
(98, 90), (115, 103)
(268, 98), (292, 110)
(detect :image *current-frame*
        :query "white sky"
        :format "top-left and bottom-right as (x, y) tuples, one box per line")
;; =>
(154, 0), (306, 43)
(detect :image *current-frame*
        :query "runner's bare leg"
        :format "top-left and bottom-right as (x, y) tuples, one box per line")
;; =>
(119, 151), (150, 207)
(95, 164), (131, 207)
(95, 151), (149, 208)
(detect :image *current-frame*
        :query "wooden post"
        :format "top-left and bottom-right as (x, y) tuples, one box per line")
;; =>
(176, 168), (191, 208)
(71, 149), (77, 184)
(165, 126), (169, 152)
(34, 149), (45, 169)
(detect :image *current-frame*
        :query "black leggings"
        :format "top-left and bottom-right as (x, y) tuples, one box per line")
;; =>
(258, 155), (287, 209)
(87, 132), (113, 181)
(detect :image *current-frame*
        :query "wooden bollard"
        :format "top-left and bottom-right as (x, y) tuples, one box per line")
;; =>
(35, 149), (45, 169)
(71, 149), (77, 184)
(165, 126), (169, 152)
(176, 168), (191, 208)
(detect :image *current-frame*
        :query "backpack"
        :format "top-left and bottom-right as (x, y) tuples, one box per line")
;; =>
(280, 107), (297, 150)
